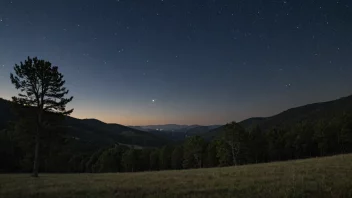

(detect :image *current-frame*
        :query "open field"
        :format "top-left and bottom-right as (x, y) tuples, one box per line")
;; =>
(1, 155), (352, 198)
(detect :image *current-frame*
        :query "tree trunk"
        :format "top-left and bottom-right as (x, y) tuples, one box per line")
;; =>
(32, 111), (42, 177)
(32, 129), (40, 177)
(231, 144), (236, 166)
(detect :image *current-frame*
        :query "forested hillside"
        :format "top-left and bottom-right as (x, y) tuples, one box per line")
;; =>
(0, 98), (166, 148)
(0, 98), (168, 172)
(1, 95), (352, 173)
(206, 95), (352, 138)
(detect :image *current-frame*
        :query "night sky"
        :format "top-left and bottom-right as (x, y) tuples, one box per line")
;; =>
(0, 0), (351, 125)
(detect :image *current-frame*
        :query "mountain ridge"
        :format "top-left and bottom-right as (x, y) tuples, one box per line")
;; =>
(2, 94), (352, 143)
(204, 94), (352, 139)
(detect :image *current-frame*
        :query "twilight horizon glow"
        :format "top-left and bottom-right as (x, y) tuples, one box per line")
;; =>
(0, 0), (351, 125)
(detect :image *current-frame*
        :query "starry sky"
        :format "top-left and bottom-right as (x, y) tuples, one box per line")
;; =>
(0, 0), (351, 125)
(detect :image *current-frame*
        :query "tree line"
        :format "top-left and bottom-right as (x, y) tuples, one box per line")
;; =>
(1, 113), (352, 173)
(81, 115), (352, 173)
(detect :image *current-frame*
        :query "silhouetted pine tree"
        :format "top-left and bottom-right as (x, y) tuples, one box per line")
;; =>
(10, 57), (73, 177)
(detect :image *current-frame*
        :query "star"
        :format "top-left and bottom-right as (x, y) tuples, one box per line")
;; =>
(1, 0), (351, 131)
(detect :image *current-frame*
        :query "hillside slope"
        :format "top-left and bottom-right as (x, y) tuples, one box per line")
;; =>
(249, 95), (352, 130)
(0, 98), (167, 149)
(206, 94), (352, 138)
(1, 154), (352, 198)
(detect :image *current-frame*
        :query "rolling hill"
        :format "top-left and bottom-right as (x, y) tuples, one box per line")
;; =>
(3, 94), (352, 146)
(0, 98), (168, 149)
(205, 94), (352, 139)
(0, 98), (15, 130)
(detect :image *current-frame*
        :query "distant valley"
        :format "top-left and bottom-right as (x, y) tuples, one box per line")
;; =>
(129, 124), (222, 141)
(129, 124), (221, 132)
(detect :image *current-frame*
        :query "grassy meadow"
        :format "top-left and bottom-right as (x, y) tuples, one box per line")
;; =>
(1, 154), (352, 198)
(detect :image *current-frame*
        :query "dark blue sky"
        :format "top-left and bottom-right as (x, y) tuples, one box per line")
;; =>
(0, 0), (351, 125)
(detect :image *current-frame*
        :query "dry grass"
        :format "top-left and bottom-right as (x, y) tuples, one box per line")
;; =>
(1, 154), (352, 198)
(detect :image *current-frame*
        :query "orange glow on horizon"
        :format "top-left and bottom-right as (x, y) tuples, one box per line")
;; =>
(2, 91), (228, 126)
(71, 109), (228, 126)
